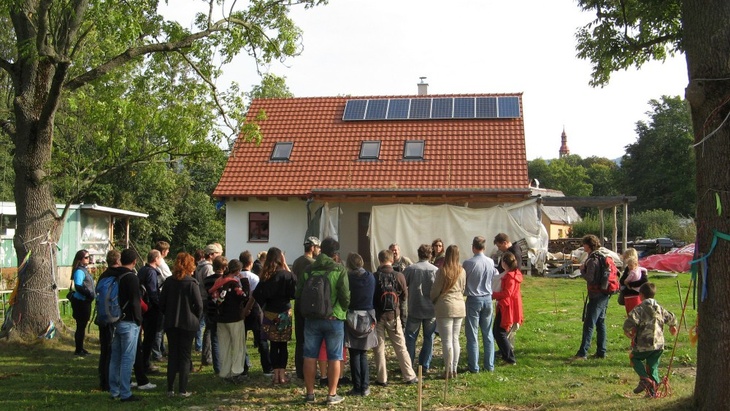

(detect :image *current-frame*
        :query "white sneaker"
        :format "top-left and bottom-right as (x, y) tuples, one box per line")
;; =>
(138, 383), (157, 390)
(130, 382), (138, 388)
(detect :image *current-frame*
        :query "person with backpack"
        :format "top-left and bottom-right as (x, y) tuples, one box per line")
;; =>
(159, 252), (203, 398)
(69, 249), (95, 356)
(107, 249), (143, 402)
(201, 255), (226, 375)
(296, 237), (350, 405)
(136, 249), (163, 375)
(194, 243), (222, 367)
(572, 234), (616, 360)
(291, 236), (320, 379)
(97, 249), (121, 392)
(373, 248), (418, 387)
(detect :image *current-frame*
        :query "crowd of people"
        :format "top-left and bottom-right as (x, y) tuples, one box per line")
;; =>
(65, 233), (677, 403)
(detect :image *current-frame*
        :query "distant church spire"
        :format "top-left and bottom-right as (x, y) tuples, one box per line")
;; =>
(559, 127), (570, 158)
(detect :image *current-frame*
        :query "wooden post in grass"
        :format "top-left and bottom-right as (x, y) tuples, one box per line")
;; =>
(676, 280), (688, 330)
(443, 367), (449, 402)
(554, 291), (558, 314)
(418, 365), (423, 411)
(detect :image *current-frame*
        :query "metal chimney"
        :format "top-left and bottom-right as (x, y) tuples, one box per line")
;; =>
(417, 77), (428, 95)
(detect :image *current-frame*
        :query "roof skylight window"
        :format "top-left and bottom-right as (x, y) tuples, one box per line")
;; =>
(359, 141), (381, 160)
(271, 142), (293, 161)
(403, 140), (425, 160)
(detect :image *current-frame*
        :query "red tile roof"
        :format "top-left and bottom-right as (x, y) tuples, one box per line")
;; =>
(214, 94), (530, 202)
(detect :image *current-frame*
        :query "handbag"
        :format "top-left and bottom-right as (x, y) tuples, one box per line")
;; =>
(617, 286), (626, 306)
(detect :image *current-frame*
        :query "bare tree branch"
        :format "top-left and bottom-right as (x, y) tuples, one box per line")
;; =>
(175, 51), (237, 135)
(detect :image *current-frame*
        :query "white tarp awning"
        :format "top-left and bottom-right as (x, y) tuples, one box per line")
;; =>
(368, 200), (549, 270)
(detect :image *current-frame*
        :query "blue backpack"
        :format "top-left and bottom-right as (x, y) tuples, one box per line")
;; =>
(95, 271), (132, 325)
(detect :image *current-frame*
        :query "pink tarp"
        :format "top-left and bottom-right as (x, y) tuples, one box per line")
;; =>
(639, 243), (695, 273)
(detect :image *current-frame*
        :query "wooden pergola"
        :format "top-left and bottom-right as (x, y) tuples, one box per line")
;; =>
(537, 195), (637, 252)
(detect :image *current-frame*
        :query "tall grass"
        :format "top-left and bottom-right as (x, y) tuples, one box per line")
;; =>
(0, 275), (696, 410)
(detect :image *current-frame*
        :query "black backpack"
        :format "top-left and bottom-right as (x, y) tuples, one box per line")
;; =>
(299, 269), (333, 319)
(378, 270), (399, 312)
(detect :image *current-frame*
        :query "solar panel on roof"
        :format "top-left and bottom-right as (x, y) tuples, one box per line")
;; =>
(409, 98), (432, 119)
(476, 97), (498, 118)
(498, 96), (520, 118)
(387, 99), (410, 119)
(365, 99), (388, 120)
(343, 100), (367, 120)
(454, 98), (475, 118)
(431, 98), (453, 119)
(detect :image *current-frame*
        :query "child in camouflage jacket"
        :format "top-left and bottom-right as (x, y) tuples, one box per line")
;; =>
(623, 282), (678, 397)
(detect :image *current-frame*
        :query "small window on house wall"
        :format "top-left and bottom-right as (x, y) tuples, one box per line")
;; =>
(271, 142), (293, 161)
(403, 140), (425, 160)
(249, 212), (270, 242)
(359, 141), (381, 160)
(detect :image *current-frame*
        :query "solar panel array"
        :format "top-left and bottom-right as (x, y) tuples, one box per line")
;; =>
(343, 96), (520, 121)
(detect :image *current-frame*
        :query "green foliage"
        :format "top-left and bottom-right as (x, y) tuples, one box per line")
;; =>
(575, 0), (683, 87)
(573, 209), (694, 242)
(620, 96), (695, 215)
(571, 213), (604, 238)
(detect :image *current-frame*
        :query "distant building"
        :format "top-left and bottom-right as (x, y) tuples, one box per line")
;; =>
(559, 127), (570, 158)
(1, 203), (147, 290)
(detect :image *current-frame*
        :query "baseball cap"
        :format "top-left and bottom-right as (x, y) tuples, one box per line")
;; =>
(304, 236), (321, 247)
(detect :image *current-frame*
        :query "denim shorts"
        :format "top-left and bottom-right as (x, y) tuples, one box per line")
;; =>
(303, 318), (344, 361)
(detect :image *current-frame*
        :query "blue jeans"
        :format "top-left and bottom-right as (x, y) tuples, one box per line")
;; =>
(465, 296), (494, 372)
(195, 316), (205, 351)
(109, 321), (140, 400)
(349, 348), (370, 393)
(405, 317), (436, 371)
(577, 293), (610, 357)
(303, 318), (344, 360)
(206, 319), (220, 374)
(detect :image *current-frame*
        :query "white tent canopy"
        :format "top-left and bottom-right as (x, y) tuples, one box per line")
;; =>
(368, 200), (549, 271)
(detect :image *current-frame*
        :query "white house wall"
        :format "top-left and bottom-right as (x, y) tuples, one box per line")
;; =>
(225, 199), (310, 262)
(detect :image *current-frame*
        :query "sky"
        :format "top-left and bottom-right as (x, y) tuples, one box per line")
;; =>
(162, 0), (689, 161)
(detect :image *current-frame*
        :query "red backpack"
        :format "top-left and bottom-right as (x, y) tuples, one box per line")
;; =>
(589, 253), (620, 295)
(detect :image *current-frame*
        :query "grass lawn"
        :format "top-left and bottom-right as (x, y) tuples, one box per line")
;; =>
(0, 274), (696, 410)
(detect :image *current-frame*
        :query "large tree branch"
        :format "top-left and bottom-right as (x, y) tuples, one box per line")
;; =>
(63, 25), (226, 91)
(38, 62), (71, 132)
(57, 0), (91, 56)
(36, 0), (61, 62)
(68, 144), (216, 204)
(625, 33), (679, 53)
(0, 58), (13, 77)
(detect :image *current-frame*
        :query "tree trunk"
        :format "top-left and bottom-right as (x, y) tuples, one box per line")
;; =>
(684, 0), (730, 409)
(10, 58), (63, 338)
